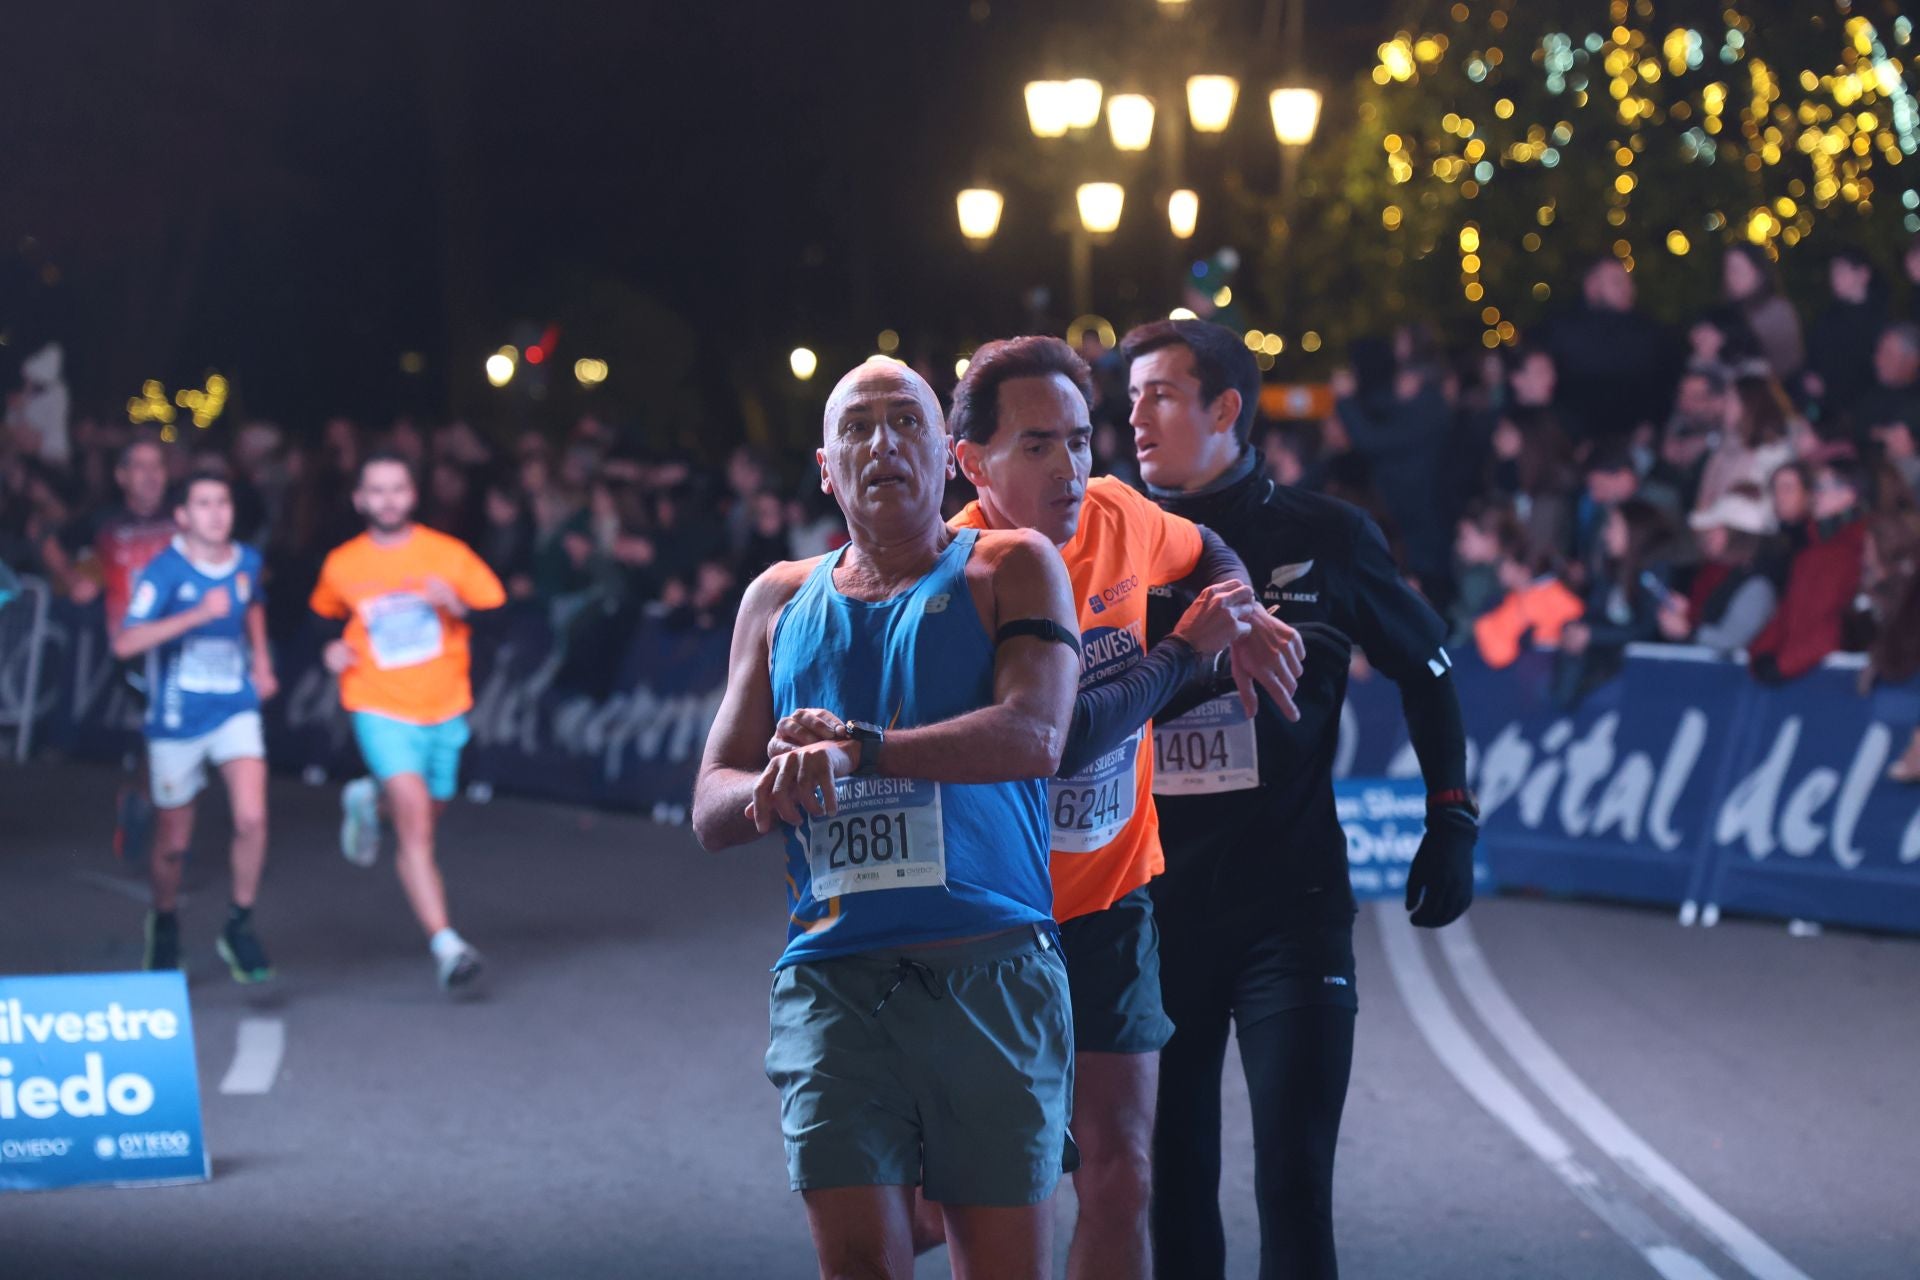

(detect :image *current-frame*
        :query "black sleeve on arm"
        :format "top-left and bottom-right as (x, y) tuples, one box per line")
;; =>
(1172, 525), (1251, 592)
(1341, 509), (1468, 794)
(1402, 669), (1469, 794)
(1152, 655), (1234, 725)
(1057, 637), (1202, 776)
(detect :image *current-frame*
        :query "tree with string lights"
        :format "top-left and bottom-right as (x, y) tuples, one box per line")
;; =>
(1269, 0), (1919, 355)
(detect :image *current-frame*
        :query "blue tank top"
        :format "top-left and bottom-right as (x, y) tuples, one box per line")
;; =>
(767, 527), (1053, 968)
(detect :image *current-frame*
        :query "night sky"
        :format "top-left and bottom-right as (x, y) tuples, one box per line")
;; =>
(2, 0), (1390, 451)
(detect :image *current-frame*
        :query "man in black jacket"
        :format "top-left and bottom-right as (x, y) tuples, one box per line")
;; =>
(1121, 318), (1480, 1280)
(1544, 254), (1673, 444)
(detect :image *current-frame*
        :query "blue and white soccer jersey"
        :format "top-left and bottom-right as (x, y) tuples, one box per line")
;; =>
(124, 540), (267, 808)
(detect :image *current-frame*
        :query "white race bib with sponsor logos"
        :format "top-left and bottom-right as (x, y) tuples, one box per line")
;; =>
(361, 592), (445, 670)
(804, 776), (947, 898)
(177, 637), (245, 695)
(1152, 695), (1259, 794)
(1049, 729), (1140, 852)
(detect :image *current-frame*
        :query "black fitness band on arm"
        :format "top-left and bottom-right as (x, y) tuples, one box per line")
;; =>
(996, 617), (1081, 657)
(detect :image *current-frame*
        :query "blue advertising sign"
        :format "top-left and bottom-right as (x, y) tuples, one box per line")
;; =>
(1338, 648), (1920, 934)
(0, 972), (209, 1192)
(1336, 776), (1496, 901)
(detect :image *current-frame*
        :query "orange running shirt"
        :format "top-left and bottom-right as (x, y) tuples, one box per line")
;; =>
(953, 476), (1203, 922)
(309, 526), (506, 725)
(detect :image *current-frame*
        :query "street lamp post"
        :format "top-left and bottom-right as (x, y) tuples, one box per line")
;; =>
(1268, 86), (1321, 214)
(956, 187), (1005, 248)
(1024, 81), (1072, 138)
(1106, 93), (1155, 152)
(1167, 189), (1199, 239)
(974, 4), (1325, 327)
(1071, 183), (1124, 316)
(1185, 74), (1239, 133)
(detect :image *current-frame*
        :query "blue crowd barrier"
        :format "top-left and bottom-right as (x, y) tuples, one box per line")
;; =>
(5, 598), (726, 820)
(7, 598), (1916, 934)
(1340, 646), (1920, 935)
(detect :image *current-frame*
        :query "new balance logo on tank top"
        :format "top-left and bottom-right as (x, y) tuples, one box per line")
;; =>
(767, 527), (1053, 969)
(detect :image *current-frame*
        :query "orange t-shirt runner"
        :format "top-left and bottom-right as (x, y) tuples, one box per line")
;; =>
(308, 526), (506, 725)
(953, 476), (1203, 923)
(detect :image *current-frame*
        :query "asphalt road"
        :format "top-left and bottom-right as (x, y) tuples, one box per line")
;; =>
(2, 760), (1915, 1279)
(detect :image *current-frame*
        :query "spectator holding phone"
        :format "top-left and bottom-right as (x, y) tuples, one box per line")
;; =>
(1555, 499), (1673, 705)
(1658, 484), (1782, 656)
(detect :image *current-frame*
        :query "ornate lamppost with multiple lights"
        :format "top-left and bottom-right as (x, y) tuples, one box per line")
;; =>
(956, 0), (1324, 320)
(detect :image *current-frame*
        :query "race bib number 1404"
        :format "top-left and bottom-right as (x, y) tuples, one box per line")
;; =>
(1152, 695), (1259, 795)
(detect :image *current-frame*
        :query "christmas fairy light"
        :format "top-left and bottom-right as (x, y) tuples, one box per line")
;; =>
(1351, 1), (1915, 345)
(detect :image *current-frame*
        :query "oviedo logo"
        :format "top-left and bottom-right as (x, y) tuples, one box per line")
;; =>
(1087, 575), (1140, 616)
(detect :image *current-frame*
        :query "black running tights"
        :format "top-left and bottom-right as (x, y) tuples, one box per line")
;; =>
(1150, 1003), (1355, 1280)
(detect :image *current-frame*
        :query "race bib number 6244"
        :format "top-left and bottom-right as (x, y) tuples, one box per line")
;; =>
(1049, 731), (1140, 852)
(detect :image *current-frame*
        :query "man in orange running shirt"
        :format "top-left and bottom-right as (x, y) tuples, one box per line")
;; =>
(310, 452), (505, 993)
(948, 337), (1304, 1280)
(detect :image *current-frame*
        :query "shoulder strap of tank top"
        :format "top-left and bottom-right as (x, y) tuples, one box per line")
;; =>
(930, 526), (979, 587)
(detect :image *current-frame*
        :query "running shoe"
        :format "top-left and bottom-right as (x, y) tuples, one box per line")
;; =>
(436, 943), (484, 994)
(115, 788), (154, 870)
(143, 911), (182, 972)
(215, 917), (275, 984)
(340, 776), (380, 867)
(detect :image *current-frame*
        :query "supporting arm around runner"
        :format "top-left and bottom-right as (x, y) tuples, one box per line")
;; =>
(1176, 525), (1306, 720)
(768, 581), (1252, 777)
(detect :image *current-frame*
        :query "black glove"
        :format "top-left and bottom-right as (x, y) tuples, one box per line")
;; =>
(1407, 804), (1477, 928)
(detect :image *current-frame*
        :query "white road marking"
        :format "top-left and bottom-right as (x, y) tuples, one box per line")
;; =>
(1375, 905), (1726, 1280)
(219, 1017), (285, 1095)
(1438, 917), (1813, 1280)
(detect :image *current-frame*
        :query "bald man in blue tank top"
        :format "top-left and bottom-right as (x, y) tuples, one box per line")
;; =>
(695, 359), (1082, 1279)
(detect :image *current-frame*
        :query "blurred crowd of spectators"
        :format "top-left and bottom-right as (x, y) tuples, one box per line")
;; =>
(0, 407), (854, 668)
(7, 236), (1920, 762)
(1281, 238), (1920, 745)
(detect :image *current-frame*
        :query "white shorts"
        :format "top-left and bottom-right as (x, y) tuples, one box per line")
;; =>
(148, 711), (265, 810)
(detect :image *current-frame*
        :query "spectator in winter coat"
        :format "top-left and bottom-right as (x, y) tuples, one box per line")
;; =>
(1694, 374), (1799, 516)
(1803, 248), (1885, 423)
(1723, 244), (1805, 382)
(1657, 484), (1782, 656)
(1555, 498), (1673, 704)
(1545, 256), (1673, 445)
(1748, 458), (1868, 683)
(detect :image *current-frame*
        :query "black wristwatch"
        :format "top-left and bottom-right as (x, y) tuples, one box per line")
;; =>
(845, 720), (885, 776)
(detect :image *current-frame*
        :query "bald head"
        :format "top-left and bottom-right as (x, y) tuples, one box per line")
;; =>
(823, 359), (943, 441)
(815, 357), (953, 536)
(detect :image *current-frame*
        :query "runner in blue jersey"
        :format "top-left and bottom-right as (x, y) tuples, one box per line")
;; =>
(112, 471), (279, 982)
(694, 358), (1081, 1280)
